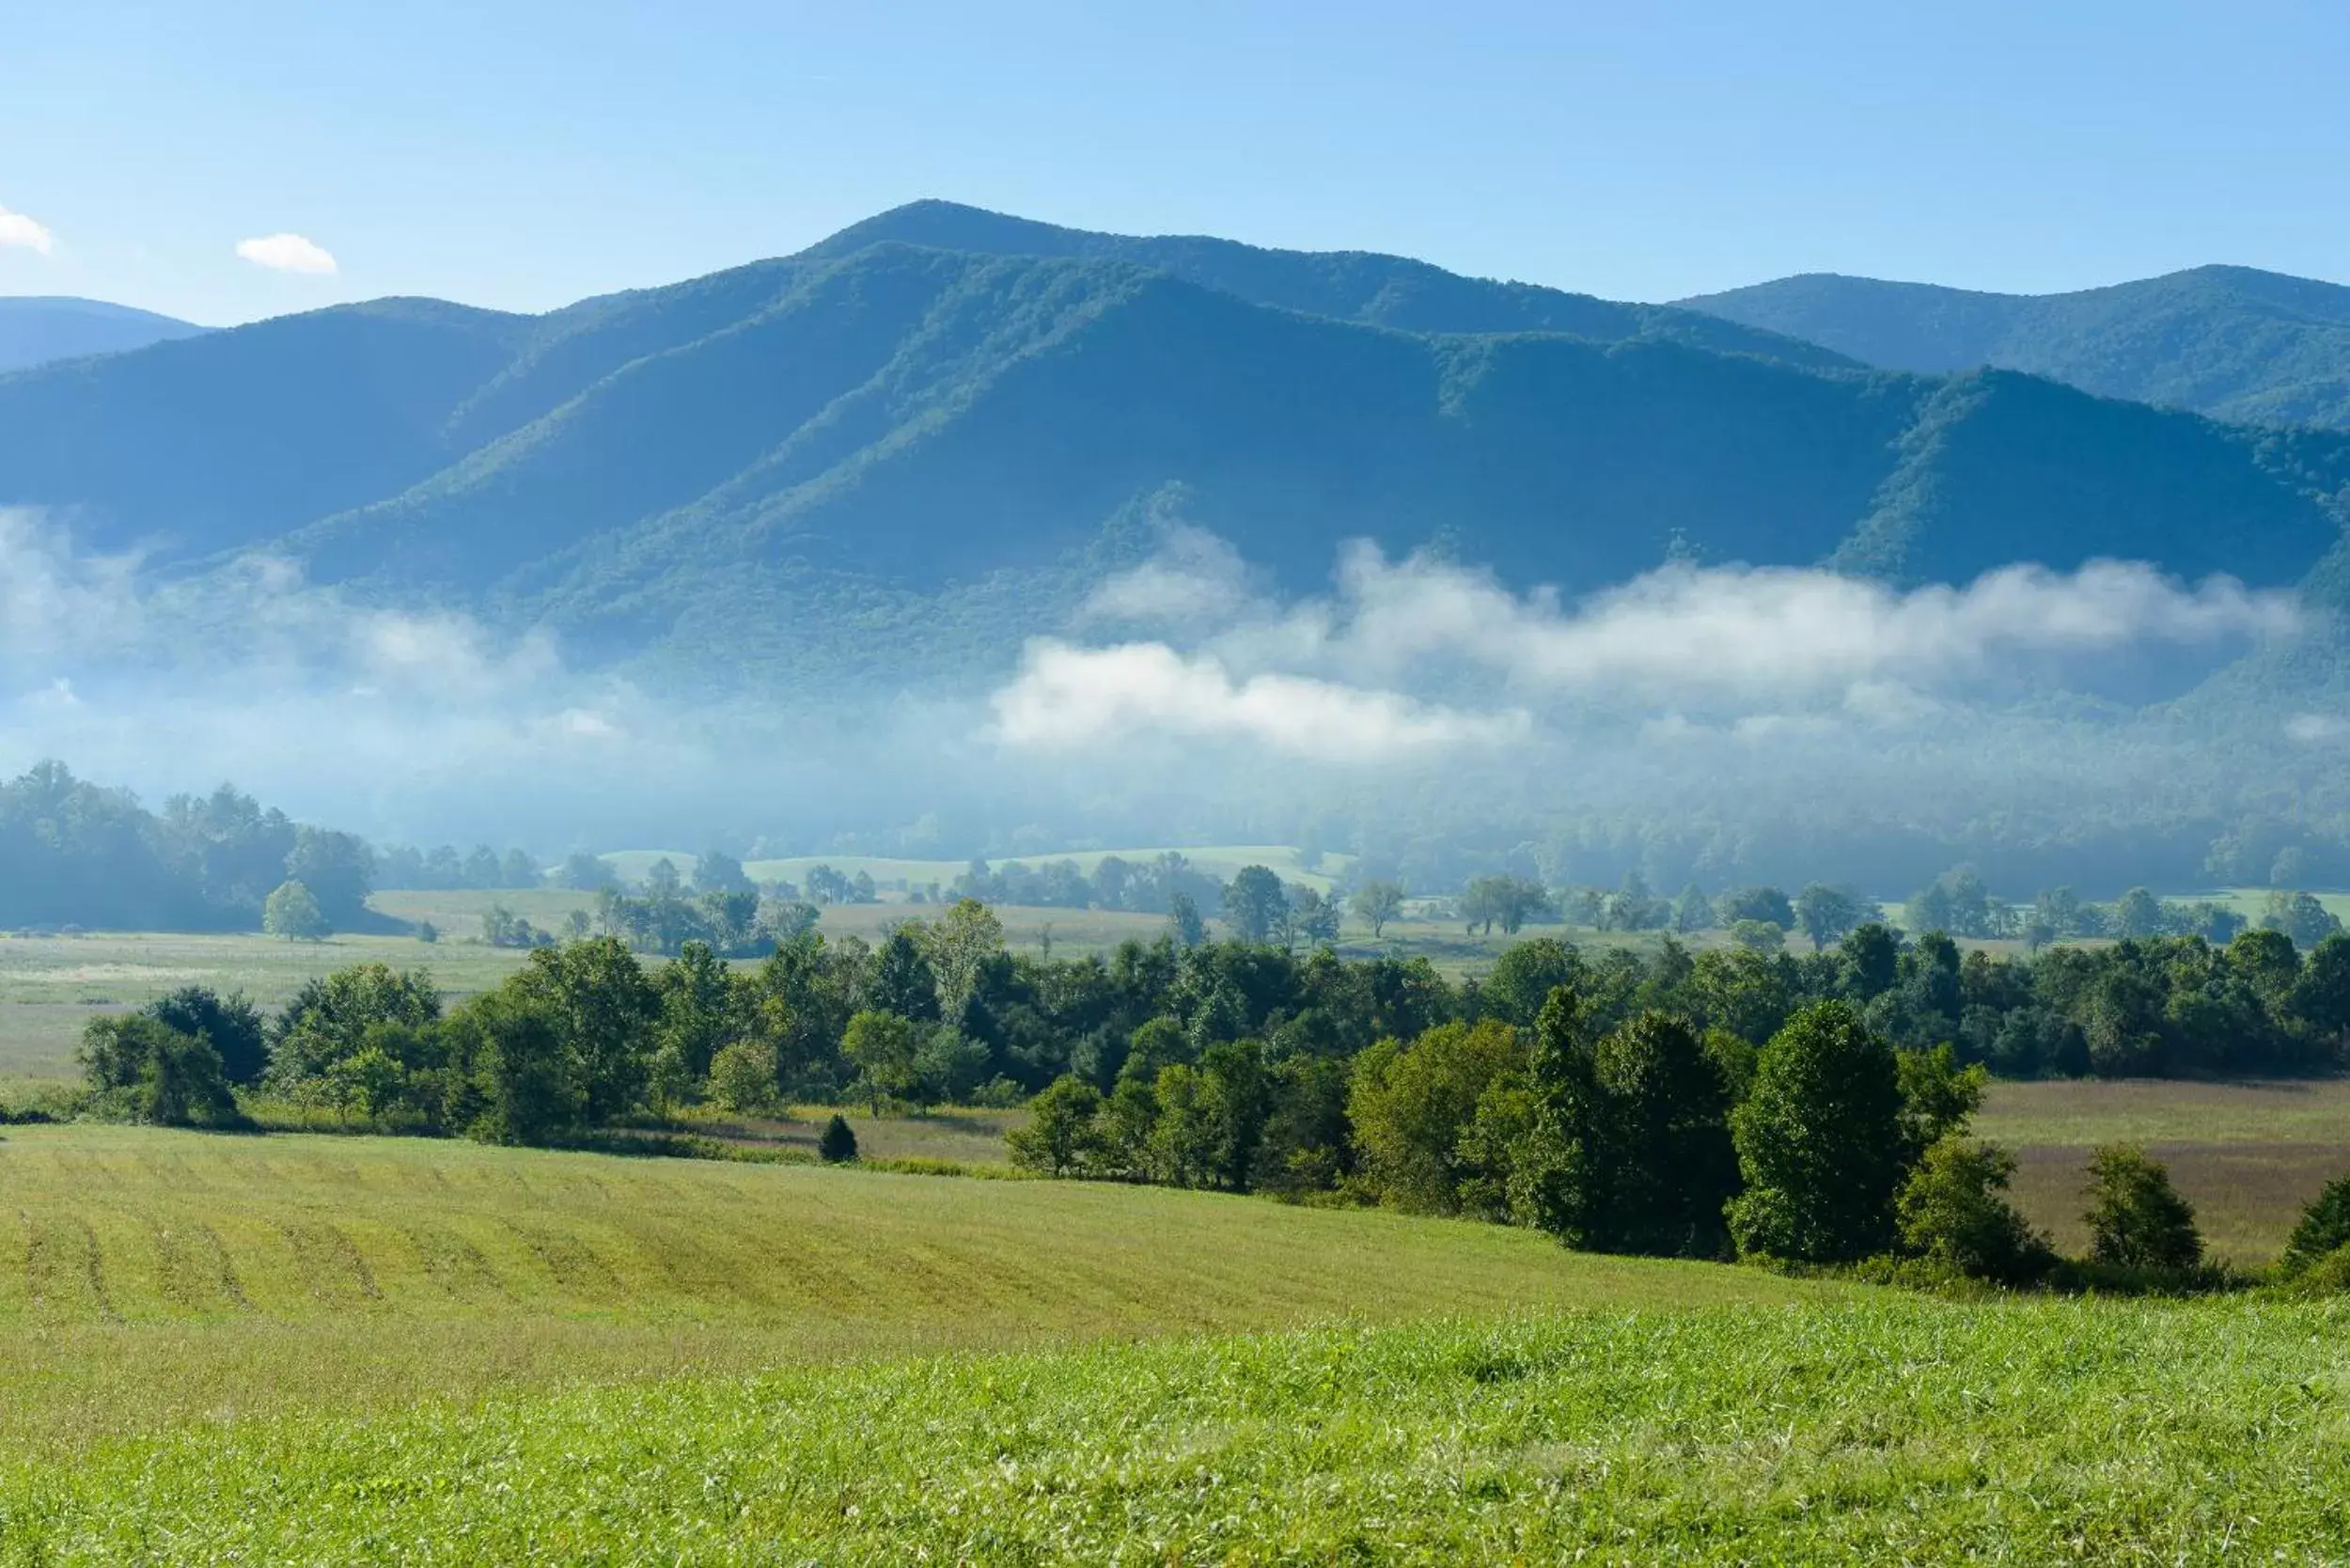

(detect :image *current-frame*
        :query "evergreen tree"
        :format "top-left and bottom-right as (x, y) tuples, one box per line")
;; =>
(2082, 1144), (2203, 1272)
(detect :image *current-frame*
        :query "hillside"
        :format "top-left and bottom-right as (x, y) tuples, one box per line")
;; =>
(1680, 265), (2350, 429)
(0, 294), (206, 374)
(0, 211), (2345, 698)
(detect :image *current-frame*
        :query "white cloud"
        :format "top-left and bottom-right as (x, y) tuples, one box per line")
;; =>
(0, 205), (54, 255)
(1079, 525), (1260, 627)
(235, 232), (337, 274)
(992, 638), (1528, 763)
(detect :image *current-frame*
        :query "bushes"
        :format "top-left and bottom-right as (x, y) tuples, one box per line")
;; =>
(2281, 1172), (2350, 1278)
(78, 1015), (238, 1127)
(2083, 1144), (2203, 1272)
(1896, 1137), (2051, 1284)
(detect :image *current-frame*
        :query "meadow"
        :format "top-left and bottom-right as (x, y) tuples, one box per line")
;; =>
(0, 1122), (1825, 1454)
(3, 1277), (2346, 1560)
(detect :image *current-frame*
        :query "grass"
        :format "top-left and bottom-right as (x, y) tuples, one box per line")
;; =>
(0, 928), (528, 1090)
(1981, 1076), (2350, 1262)
(0, 1122), (1830, 1453)
(4, 1294), (2347, 1561)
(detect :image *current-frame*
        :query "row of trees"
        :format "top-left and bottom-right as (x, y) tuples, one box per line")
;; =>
(376, 844), (543, 892)
(2, 765), (375, 933)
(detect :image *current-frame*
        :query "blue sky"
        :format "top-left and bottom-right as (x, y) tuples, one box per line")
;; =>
(5, 0), (2348, 324)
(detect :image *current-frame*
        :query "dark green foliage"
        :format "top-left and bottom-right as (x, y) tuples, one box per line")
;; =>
(143, 986), (269, 1087)
(1896, 1137), (2051, 1282)
(446, 991), (580, 1146)
(817, 1113), (858, 1164)
(1728, 1002), (1907, 1263)
(1347, 1021), (1527, 1215)
(79, 1014), (237, 1126)
(1516, 987), (1609, 1247)
(2280, 1172), (2350, 1274)
(1480, 938), (1587, 1029)
(1007, 1076), (1105, 1176)
(1221, 867), (1288, 944)
(1590, 1011), (1739, 1258)
(2082, 1144), (2203, 1272)
(512, 938), (660, 1124)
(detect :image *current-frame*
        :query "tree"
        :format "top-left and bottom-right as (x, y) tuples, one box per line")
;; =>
(1482, 937), (1587, 1028)
(556, 853), (618, 892)
(919, 898), (1005, 1015)
(79, 1014), (236, 1126)
(2264, 891), (2345, 951)
(499, 848), (541, 889)
(645, 858), (683, 898)
(1718, 886), (1794, 930)
(143, 986), (269, 1087)
(1793, 884), (1863, 949)
(448, 991), (579, 1146)
(1350, 881), (1405, 939)
(1673, 884), (1717, 934)
(706, 1038), (779, 1113)
(1461, 875), (1550, 936)
(2292, 933), (2350, 1051)
(817, 1113), (859, 1163)
(262, 880), (328, 942)
(867, 930), (941, 1022)
(1347, 1021), (1526, 1215)
(2081, 1143), (2202, 1272)
(1896, 1137), (2048, 1281)
(1287, 886), (1340, 946)
(1729, 918), (1786, 954)
(1223, 866), (1289, 943)
(1515, 985), (1610, 1247)
(512, 937), (659, 1124)
(283, 827), (374, 927)
(1007, 1075), (1106, 1176)
(840, 1010), (923, 1112)
(2282, 1172), (2350, 1274)
(1727, 1001), (1905, 1262)
(1592, 1011), (1738, 1257)
(2112, 887), (2167, 940)
(693, 850), (755, 895)
(1167, 892), (1207, 949)
(1840, 922), (1903, 1002)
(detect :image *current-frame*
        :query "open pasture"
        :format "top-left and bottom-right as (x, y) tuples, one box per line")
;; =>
(0, 928), (524, 1090)
(6, 1292), (2347, 1562)
(0, 1122), (1826, 1453)
(1981, 1076), (2350, 1262)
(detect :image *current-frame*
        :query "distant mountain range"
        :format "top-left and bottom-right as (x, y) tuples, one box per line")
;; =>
(0, 296), (207, 374)
(1679, 266), (2350, 429)
(3, 203), (2347, 693)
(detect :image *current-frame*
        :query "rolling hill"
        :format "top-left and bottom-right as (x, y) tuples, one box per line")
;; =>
(0, 206), (2346, 694)
(1679, 265), (2350, 429)
(0, 295), (206, 374)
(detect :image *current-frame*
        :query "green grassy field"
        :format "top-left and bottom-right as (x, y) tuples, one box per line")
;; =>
(0, 1123), (1828, 1453)
(5, 1292), (2346, 1561)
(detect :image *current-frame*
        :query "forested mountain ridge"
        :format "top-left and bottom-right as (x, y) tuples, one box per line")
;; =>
(1679, 265), (2350, 430)
(0, 295), (207, 374)
(1, 208), (2348, 694)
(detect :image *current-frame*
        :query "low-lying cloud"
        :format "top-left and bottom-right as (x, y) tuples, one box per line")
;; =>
(236, 232), (337, 274)
(998, 534), (2299, 763)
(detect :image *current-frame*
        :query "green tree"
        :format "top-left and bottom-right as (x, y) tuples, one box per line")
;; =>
(2082, 1143), (2202, 1272)
(143, 986), (269, 1087)
(262, 880), (328, 942)
(448, 991), (579, 1146)
(1673, 884), (1717, 934)
(867, 930), (941, 1022)
(1793, 884), (1863, 949)
(1592, 1011), (1738, 1258)
(1482, 937), (1587, 1028)
(692, 850), (754, 895)
(512, 937), (659, 1125)
(1007, 1075), (1106, 1176)
(1350, 880), (1405, 939)
(1729, 918), (1786, 954)
(706, 1037), (779, 1113)
(1166, 892), (1207, 949)
(1346, 1020), (1526, 1215)
(2112, 886), (2168, 939)
(1727, 1001), (1905, 1262)
(1896, 1137), (2048, 1281)
(1514, 985), (1612, 1247)
(2281, 1172), (2350, 1274)
(79, 1014), (236, 1126)
(817, 1112), (859, 1163)
(2292, 933), (2350, 1051)
(1222, 866), (1289, 943)
(841, 1010), (923, 1112)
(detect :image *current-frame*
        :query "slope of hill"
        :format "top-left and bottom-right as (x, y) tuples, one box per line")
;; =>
(0, 295), (207, 374)
(1679, 265), (2350, 428)
(0, 209), (2347, 695)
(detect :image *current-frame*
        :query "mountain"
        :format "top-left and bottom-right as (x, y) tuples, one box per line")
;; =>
(0, 296), (208, 374)
(1677, 266), (2350, 429)
(1, 206), (2346, 693)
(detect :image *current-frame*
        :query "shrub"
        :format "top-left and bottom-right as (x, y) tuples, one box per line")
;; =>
(2082, 1144), (2202, 1271)
(415, 921), (440, 945)
(1896, 1137), (2050, 1283)
(817, 1113), (858, 1164)
(2281, 1172), (2350, 1274)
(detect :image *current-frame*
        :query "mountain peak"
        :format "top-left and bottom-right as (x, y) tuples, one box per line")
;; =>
(0, 295), (209, 375)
